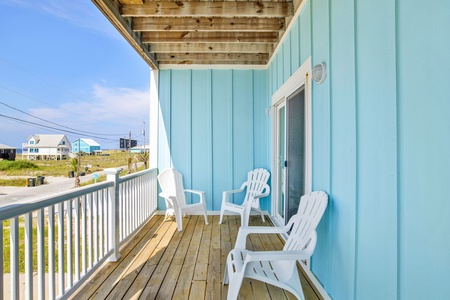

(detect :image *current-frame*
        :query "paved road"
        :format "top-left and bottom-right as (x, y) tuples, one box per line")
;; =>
(0, 172), (106, 208)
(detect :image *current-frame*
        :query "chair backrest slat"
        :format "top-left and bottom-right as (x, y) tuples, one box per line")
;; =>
(284, 191), (328, 251)
(242, 168), (270, 206)
(158, 168), (187, 206)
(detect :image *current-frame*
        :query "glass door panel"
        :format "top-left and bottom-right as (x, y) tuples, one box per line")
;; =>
(286, 88), (305, 221)
(277, 105), (286, 220)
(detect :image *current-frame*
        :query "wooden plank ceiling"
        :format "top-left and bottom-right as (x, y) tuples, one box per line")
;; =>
(93, 0), (299, 69)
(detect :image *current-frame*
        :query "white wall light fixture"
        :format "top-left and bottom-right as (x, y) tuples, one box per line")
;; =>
(312, 63), (327, 84)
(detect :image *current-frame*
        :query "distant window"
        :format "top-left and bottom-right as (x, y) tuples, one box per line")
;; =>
(62, 141), (66, 145)
(29, 141), (35, 145)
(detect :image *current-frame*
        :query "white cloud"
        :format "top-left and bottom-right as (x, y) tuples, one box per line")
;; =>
(28, 84), (149, 135)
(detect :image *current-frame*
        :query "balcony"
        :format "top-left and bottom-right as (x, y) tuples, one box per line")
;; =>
(0, 168), (320, 299)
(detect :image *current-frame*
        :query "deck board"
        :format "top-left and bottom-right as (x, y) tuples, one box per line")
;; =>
(70, 215), (321, 300)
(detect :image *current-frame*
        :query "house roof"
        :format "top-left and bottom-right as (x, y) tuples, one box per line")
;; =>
(92, 0), (300, 68)
(0, 143), (15, 149)
(78, 138), (101, 147)
(26, 134), (70, 148)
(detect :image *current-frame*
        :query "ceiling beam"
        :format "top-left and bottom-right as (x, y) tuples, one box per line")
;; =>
(119, 0), (142, 4)
(142, 32), (278, 43)
(158, 60), (266, 65)
(150, 43), (273, 53)
(156, 53), (269, 62)
(133, 17), (285, 32)
(121, 1), (294, 18)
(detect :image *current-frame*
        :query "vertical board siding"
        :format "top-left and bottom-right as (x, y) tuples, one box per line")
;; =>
(191, 70), (213, 209)
(310, 0), (332, 290)
(253, 70), (271, 211)
(267, 0), (450, 299)
(232, 70), (254, 204)
(329, 0), (357, 299)
(283, 37), (292, 82)
(300, 1), (312, 64)
(290, 20), (300, 72)
(397, 1), (450, 299)
(355, 0), (398, 298)
(212, 70), (233, 211)
(170, 70), (192, 192)
(158, 69), (268, 212)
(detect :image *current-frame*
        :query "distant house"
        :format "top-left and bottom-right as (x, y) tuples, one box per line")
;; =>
(130, 145), (150, 154)
(72, 138), (101, 155)
(0, 143), (16, 161)
(23, 134), (71, 160)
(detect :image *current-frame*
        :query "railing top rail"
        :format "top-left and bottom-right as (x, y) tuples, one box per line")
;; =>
(118, 168), (158, 184)
(0, 181), (113, 221)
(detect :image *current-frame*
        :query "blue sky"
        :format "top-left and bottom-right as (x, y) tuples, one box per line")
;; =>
(0, 0), (150, 149)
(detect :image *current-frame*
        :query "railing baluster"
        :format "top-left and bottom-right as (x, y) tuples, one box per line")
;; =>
(37, 209), (45, 300)
(120, 184), (124, 241)
(25, 212), (33, 300)
(104, 188), (109, 256)
(93, 191), (98, 263)
(88, 193), (93, 269)
(58, 202), (65, 296)
(81, 195), (87, 275)
(10, 217), (19, 300)
(67, 199), (73, 288)
(48, 205), (55, 299)
(75, 197), (80, 282)
(99, 189), (103, 258)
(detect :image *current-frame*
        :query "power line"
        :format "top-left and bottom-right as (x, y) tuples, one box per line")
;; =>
(0, 101), (126, 137)
(0, 113), (118, 142)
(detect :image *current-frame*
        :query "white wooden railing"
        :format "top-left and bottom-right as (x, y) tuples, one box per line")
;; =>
(0, 168), (158, 300)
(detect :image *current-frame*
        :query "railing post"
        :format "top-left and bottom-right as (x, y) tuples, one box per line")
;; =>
(106, 168), (123, 262)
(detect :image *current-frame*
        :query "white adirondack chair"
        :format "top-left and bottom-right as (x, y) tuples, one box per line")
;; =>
(223, 191), (328, 300)
(218, 168), (270, 226)
(157, 168), (209, 231)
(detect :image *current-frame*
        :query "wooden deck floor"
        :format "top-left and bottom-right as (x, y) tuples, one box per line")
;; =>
(70, 215), (322, 300)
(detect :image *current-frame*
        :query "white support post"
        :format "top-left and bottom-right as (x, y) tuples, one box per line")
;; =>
(150, 69), (159, 169)
(106, 168), (123, 262)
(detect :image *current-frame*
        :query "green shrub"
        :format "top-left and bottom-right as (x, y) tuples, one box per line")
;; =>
(0, 160), (39, 171)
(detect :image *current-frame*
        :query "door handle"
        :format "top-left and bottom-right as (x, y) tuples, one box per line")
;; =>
(284, 160), (287, 167)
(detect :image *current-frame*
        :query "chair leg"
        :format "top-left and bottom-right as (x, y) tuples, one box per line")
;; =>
(226, 273), (245, 300)
(176, 211), (183, 231)
(203, 205), (209, 225)
(257, 209), (265, 222)
(219, 207), (225, 224)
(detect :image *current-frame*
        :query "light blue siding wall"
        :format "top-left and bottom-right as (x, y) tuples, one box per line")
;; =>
(267, 0), (450, 299)
(158, 69), (270, 211)
(397, 1), (450, 299)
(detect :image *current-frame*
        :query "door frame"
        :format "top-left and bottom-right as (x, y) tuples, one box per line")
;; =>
(271, 57), (312, 227)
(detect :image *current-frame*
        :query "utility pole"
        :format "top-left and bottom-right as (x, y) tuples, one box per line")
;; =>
(128, 131), (132, 174)
(142, 121), (146, 151)
(128, 131), (131, 156)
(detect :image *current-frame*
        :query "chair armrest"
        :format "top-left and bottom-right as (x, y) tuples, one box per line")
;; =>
(244, 250), (313, 263)
(222, 182), (247, 203)
(235, 225), (290, 248)
(159, 192), (175, 200)
(184, 189), (206, 204)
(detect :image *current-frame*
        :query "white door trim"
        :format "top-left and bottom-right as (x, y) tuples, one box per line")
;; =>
(271, 57), (312, 227)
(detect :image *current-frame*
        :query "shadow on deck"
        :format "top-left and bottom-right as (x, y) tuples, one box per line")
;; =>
(70, 215), (322, 299)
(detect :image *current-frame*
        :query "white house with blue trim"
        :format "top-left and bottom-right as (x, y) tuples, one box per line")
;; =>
(71, 138), (101, 154)
(96, 1), (450, 299)
(24, 134), (71, 160)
